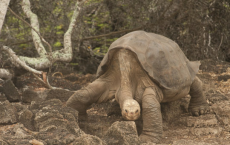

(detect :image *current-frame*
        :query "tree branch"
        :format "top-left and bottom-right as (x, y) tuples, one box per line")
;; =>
(80, 0), (175, 41)
(63, 0), (85, 55)
(2, 46), (43, 75)
(8, 6), (51, 55)
(81, 27), (143, 41)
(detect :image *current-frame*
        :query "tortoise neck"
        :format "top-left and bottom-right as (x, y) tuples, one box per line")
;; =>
(116, 49), (135, 107)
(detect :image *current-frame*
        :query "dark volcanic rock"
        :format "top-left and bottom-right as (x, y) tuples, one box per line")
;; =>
(207, 91), (228, 104)
(172, 139), (217, 145)
(0, 92), (7, 102)
(72, 134), (106, 145)
(106, 99), (122, 116)
(2, 80), (20, 102)
(103, 121), (141, 145)
(0, 139), (8, 145)
(0, 123), (35, 145)
(0, 100), (17, 124)
(18, 109), (34, 131)
(161, 96), (190, 122)
(30, 99), (83, 144)
(22, 88), (74, 103)
(218, 74), (230, 81)
(22, 89), (49, 103)
(212, 100), (230, 131)
(35, 127), (77, 145)
(46, 89), (74, 102)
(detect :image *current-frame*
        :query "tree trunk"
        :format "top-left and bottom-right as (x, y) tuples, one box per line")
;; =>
(0, 0), (10, 35)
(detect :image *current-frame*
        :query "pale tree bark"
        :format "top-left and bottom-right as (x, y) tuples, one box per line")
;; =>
(0, 68), (12, 80)
(0, 0), (86, 75)
(0, 0), (10, 80)
(0, 0), (10, 35)
(0, 0), (86, 89)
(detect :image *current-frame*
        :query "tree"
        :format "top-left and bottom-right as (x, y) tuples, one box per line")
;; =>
(0, 0), (10, 34)
(0, 0), (86, 87)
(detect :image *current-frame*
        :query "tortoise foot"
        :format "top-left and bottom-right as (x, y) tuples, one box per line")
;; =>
(66, 89), (90, 115)
(139, 133), (160, 144)
(188, 102), (210, 116)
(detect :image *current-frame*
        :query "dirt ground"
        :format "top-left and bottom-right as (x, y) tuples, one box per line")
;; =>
(1, 59), (230, 145)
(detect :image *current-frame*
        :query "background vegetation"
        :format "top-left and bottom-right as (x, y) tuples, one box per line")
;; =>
(1, 0), (230, 74)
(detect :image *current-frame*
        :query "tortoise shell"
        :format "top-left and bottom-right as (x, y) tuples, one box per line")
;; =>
(96, 31), (200, 89)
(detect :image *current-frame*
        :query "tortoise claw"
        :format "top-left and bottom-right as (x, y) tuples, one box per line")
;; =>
(194, 111), (199, 116)
(139, 134), (160, 144)
(189, 104), (210, 116)
(200, 109), (204, 115)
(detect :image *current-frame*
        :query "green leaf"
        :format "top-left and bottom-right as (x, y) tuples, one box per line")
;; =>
(53, 41), (62, 47)
(56, 31), (64, 35)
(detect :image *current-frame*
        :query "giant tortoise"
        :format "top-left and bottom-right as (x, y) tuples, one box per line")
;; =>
(67, 31), (210, 143)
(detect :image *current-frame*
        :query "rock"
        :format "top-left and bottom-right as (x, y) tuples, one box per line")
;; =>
(0, 92), (7, 102)
(218, 74), (230, 81)
(178, 114), (218, 127)
(0, 139), (8, 145)
(2, 80), (20, 102)
(106, 99), (122, 116)
(29, 139), (45, 145)
(46, 89), (74, 102)
(35, 127), (76, 145)
(212, 100), (230, 127)
(190, 127), (222, 136)
(172, 139), (217, 145)
(22, 89), (49, 103)
(177, 114), (222, 136)
(103, 121), (141, 145)
(161, 96), (190, 122)
(32, 99), (81, 133)
(140, 142), (156, 145)
(0, 100), (17, 124)
(73, 134), (106, 145)
(29, 99), (63, 110)
(30, 99), (83, 144)
(207, 91), (228, 104)
(0, 123), (35, 145)
(12, 102), (27, 113)
(18, 109), (34, 131)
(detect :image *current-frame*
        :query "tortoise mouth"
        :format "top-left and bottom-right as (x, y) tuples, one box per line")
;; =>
(122, 112), (140, 121)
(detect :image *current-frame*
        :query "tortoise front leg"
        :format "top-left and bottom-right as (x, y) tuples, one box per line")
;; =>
(140, 87), (162, 143)
(66, 78), (108, 115)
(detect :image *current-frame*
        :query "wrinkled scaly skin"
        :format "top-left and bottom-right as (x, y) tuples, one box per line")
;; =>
(67, 32), (210, 143)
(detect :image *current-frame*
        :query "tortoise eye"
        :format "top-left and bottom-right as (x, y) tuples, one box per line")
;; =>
(135, 110), (138, 113)
(125, 109), (128, 113)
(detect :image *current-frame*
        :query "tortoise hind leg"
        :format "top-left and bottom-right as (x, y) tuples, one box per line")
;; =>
(140, 87), (163, 143)
(66, 78), (109, 115)
(188, 76), (210, 116)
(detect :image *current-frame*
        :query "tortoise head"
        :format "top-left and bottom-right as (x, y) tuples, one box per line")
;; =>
(121, 99), (140, 121)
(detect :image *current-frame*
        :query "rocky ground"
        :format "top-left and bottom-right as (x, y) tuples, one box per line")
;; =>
(0, 59), (230, 145)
